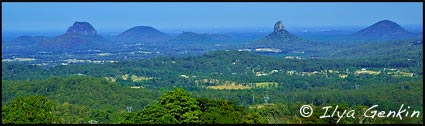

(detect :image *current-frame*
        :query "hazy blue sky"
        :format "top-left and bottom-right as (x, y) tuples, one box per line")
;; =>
(2, 2), (423, 33)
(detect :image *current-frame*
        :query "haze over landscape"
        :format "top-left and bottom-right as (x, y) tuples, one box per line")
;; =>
(2, 2), (423, 33)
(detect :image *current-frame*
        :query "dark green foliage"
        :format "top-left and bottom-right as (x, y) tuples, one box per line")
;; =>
(2, 95), (60, 124)
(120, 88), (201, 124)
(197, 98), (267, 124)
(2, 76), (159, 124)
(1, 46), (423, 124)
(119, 88), (266, 124)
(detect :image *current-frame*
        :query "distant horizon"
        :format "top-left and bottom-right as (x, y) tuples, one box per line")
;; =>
(2, 2), (423, 34)
(2, 23), (422, 42)
(2, 19), (423, 34)
(2, 23), (423, 35)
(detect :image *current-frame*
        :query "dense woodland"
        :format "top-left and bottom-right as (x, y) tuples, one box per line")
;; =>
(2, 37), (423, 124)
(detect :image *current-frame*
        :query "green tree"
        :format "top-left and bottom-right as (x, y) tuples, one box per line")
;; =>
(197, 98), (267, 124)
(157, 88), (202, 123)
(2, 95), (60, 124)
(120, 88), (202, 124)
(243, 112), (268, 124)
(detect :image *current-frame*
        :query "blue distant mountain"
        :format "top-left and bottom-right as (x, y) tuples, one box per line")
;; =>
(117, 26), (171, 43)
(5, 35), (50, 46)
(172, 32), (231, 42)
(253, 20), (304, 48)
(354, 20), (416, 39)
(40, 21), (110, 50)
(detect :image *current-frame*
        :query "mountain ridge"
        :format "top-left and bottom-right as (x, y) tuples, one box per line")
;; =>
(117, 26), (171, 43)
(39, 21), (109, 50)
(354, 20), (413, 38)
(252, 20), (304, 49)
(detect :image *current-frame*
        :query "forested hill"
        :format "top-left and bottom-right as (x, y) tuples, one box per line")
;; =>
(2, 48), (423, 82)
(2, 76), (160, 123)
(2, 49), (423, 124)
(2, 78), (266, 124)
(327, 38), (423, 60)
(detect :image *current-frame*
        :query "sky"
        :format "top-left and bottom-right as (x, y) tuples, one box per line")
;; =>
(2, 2), (423, 33)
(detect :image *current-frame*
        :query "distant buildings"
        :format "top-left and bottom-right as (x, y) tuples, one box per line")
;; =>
(255, 48), (282, 53)
(2, 58), (35, 62)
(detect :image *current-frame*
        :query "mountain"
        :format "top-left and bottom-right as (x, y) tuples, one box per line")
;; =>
(65, 21), (98, 36)
(252, 20), (303, 48)
(117, 26), (171, 43)
(40, 21), (109, 50)
(204, 34), (232, 41)
(174, 32), (207, 41)
(6, 35), (50, 46)
(354, 20), (414, 39)
(172, 32), (231, 43)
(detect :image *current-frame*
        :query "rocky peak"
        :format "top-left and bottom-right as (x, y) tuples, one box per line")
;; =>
(274, 20), (284, 32)
(261, 20), (300, 44)
(65, 21), (97, 36)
